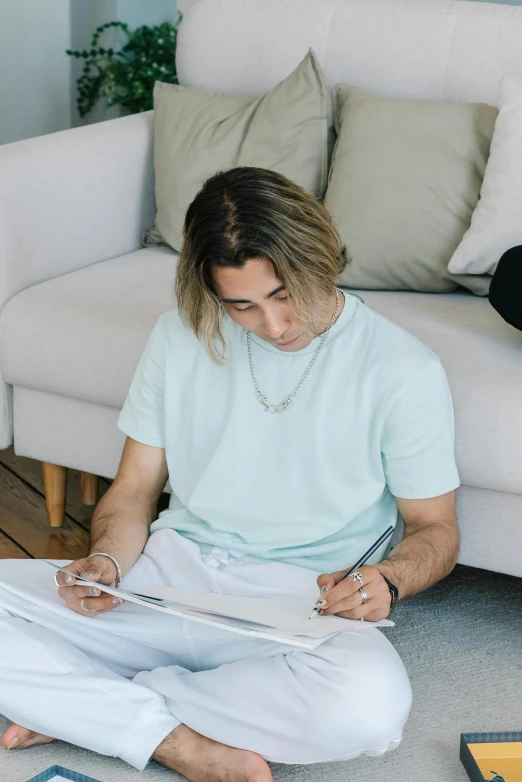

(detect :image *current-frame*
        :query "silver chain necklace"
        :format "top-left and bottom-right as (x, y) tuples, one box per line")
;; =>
(246, 290), (340, 413)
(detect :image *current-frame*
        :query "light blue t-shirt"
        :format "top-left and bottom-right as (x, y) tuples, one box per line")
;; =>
(116, 289), (460, 574)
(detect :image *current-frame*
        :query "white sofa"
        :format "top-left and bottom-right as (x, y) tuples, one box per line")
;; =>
(0, 0), (521, 576)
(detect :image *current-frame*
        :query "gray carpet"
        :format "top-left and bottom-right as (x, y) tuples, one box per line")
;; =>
(1, 563), (521, 782)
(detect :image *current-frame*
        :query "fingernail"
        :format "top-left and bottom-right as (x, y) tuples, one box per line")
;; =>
(7, 737), (19, 749)
(315, 599), (327, 608)
(89, 587), (98, 596)
(112, 598), (124, 605)
(316, 609), (324, 615)
(82, 571), (95, 578)
(65, 575), (74, 584)
(320, 586), (328, 595)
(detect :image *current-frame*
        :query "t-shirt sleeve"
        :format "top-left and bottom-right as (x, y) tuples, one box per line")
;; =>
(116, 315), (166, 448)
(381, 358), (461, 499)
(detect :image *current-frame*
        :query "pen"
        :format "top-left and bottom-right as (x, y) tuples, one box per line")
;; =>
(308, 525), (395, 619)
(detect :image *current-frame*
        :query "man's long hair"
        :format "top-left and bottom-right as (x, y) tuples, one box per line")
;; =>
(174, 166), (351, 364)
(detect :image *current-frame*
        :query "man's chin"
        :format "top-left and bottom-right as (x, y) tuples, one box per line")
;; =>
(275, 334), (310, 350)
(276, 336), (299, 347)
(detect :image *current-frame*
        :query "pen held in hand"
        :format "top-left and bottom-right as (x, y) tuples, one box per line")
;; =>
(308, 525), (395, 619)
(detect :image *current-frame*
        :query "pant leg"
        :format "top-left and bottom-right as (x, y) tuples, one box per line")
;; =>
(0, 529), (238, 770)
(136, 626), (412, 764)
(0, 528), (412, 768)
(0, 607), (180, 771)
(134, 534), (413, 764)
(0, 528), (317, 770)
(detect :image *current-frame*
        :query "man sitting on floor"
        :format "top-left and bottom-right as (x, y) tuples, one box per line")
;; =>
(0, 167), (460, 782)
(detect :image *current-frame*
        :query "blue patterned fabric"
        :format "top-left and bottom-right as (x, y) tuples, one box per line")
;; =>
(462, 731), (522, 743)
(26, 766), (102, 782)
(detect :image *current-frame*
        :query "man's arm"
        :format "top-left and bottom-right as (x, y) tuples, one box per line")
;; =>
(316, 490), (459, 621)
(375, 489), (459, 601)
(88, 436), (170, 579)
(54, 437), (169, 616)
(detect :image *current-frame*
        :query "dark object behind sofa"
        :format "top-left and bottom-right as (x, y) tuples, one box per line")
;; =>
(488, 245), (522, 332)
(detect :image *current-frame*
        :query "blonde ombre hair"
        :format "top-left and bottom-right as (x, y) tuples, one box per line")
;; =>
(174, 166), (350, 364)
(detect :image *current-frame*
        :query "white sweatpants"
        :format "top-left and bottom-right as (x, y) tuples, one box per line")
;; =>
(0, 528), (412, 772)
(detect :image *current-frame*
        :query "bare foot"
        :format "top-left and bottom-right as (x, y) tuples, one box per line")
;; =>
(153, 723), (274, 782)
(1, 678), (132, 753)
(1, 723), (55, 750)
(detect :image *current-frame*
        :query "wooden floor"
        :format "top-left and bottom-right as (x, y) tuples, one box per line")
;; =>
(0, 445), (109, 560)
(0, 445), (170, 560)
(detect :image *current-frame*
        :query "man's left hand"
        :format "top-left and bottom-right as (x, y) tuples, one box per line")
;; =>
(315, 565), (392, 622)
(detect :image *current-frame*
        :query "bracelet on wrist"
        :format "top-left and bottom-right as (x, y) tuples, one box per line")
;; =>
(380, 573), (399, 615)
(89, 552), (122, 588)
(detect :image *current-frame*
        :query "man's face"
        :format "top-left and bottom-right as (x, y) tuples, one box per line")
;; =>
(212, 257), (313, 352)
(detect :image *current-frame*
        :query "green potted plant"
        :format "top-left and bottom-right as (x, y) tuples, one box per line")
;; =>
(66, 13), (183, 118)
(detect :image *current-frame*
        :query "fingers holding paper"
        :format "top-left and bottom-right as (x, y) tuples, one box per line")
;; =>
(315, 565), (392, 622)
(54, 556), (125, 617)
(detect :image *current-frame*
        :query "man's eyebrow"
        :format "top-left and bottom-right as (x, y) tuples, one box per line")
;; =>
(221, 284), (286, 304)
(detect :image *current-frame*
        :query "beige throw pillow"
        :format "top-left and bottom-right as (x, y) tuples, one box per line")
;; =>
(325, 84), (498, 295)
(448, 76), (522, 277)
(143, 48), (328, 253)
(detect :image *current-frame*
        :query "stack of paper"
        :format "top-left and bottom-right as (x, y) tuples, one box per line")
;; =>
(47, 562), (393, 649)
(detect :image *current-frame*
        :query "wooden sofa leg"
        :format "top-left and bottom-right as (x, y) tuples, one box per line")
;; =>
(42, 462), (67, 527)
(79, 471), (98, 505)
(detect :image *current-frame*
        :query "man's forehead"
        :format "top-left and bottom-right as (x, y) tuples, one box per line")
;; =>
(212, 259), (283, 301)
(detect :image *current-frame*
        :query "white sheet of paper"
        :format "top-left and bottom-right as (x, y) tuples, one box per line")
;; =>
(46, 562), (393, 648)
(134, 585), (393, 635)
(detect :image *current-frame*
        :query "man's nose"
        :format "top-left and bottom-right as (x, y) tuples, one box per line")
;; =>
(263, 310), (287, 338)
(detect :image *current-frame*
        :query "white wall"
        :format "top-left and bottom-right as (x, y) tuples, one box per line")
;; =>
(176, 0), (197, 12)
(69, 0), (177, 128)
(0, 0), (177, 145)
(0, 0), (72, 145)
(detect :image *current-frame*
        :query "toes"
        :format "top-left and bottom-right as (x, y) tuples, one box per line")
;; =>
(2, 724), (28, 748)
(1, 724), (55, 750)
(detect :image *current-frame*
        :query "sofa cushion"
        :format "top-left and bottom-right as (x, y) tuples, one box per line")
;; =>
(145, 47), (329, 253)
(1, 249), (520, 494)
(343, 288), (522, 495)
(448, 76), (522, 277)
(326, 84), (497, 296)
(0, 247), (179, 410)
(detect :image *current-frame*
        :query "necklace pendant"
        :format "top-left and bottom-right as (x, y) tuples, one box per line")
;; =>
(257, 395), (271, 412)
(247, 290), (340, 414)
(279, 395), (295, 412)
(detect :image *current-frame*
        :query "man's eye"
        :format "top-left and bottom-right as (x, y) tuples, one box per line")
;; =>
(233, 296), (287, 312)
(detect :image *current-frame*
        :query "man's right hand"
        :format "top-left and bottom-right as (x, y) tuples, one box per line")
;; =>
(54, 555), (125, 617)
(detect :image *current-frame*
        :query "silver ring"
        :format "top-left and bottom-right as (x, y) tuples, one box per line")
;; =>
(352, 571), (363, 587)
(80, 598), (98, 613)
(53, 572), (61, 587)
(358, 587), (369, 604)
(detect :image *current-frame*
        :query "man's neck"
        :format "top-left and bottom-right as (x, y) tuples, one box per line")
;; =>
(317, 289), (345, 336)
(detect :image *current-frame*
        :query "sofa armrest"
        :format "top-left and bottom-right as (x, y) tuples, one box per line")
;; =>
(0, 110), (156, 310)
(0, 110), (156, 450)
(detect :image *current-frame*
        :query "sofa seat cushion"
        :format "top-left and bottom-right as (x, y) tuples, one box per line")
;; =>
(345, 288), (522, 495)
(0, 246), (179, 410)
(1, 249), (520, 494)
